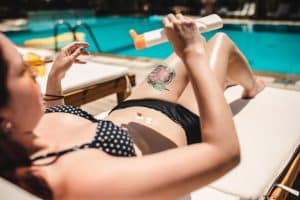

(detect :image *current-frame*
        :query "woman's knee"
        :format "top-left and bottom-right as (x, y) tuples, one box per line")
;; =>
(210, 33), (233, 47)
(214, 32), (230, 41)
(210, 32), (238, 56)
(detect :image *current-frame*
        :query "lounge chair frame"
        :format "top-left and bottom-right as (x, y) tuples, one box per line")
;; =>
(268, 149), (299, 200)
(64, 73), (135, 106)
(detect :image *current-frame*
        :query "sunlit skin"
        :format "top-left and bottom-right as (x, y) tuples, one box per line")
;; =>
(0, 40), (45, 154)
(0, 13), (264, 200)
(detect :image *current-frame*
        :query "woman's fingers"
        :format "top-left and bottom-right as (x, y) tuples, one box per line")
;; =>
(63, 42), (89, 55)
(164, 13), (189, 29)
(70, 42), (89, 54)
(69, 41), (89, 48)
(80, 50), (89, 55)
(167, 13), (178, 23)
(71, 42), (89, 52)
(74, 41), (89, 47)
(162, 16), (171, 27)
(75, 59), (87, 64)
(175, 13), (185, 21)
(70, 47), (84, 60)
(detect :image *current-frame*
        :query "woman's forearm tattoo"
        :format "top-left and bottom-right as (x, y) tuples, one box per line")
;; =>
(147, 64), (176, 91)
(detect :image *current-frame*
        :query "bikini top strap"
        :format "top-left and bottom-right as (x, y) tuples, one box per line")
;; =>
(30, 143), (91, 162)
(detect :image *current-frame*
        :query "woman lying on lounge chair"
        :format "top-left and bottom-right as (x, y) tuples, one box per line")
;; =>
(0, 14), (264, 199)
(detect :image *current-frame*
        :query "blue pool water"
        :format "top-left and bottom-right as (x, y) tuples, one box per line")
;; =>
(5, 16), (300, 75)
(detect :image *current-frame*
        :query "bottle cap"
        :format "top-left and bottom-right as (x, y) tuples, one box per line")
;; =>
(129, 29), (147, 49)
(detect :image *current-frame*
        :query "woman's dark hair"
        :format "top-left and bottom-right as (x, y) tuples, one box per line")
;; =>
(0, 42), (53, 199)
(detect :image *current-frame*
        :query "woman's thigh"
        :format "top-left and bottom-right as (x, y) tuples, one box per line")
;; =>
(127, 53), (190, 103)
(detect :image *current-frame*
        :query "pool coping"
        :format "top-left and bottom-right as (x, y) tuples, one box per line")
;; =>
(16, 44), (300, 83)
(15, 44), (300, 92)
(89, 52), (300, 91)
(92, 51), (300, 74)
(222, 18), (300, 26)
(99, 51), (300, 87)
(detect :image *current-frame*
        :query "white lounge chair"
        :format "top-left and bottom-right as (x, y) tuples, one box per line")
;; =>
(226, 2), (256, 18)
(0, 84), (299, 199)
(189, 86), (300, 200)
(247, 2), (256, 18)
(227, 3), (250, 17)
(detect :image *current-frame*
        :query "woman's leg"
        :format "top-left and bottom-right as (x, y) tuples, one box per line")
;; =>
(177, 33), (265, 114)
(127, 32), (264, 104)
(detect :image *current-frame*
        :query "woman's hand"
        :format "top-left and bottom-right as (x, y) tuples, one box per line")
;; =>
(50, 42), (89, 80)
(163, 14), (206, 59)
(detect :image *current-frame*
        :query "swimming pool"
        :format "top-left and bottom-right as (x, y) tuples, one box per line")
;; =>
(5, 16), (300, 75)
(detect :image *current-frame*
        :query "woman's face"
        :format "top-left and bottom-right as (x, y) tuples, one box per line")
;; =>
(0, 35), (44, 132)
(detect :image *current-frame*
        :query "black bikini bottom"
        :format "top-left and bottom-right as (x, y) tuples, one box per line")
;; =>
(110, 98), (201, 144)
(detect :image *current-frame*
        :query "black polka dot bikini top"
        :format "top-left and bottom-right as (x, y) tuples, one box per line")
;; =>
(31, 105), (136, 162)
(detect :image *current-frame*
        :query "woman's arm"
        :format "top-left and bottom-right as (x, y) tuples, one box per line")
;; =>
(163, 14), (240, 164)
(62, 144), (239, 200)
(60, 14), (240, 200)
(43, 42), (89, 108)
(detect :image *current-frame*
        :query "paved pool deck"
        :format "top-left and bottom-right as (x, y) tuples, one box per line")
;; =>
(81, 53), (300, 115)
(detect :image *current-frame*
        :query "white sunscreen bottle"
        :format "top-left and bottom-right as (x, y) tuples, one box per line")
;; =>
(129, 14), (223, 50)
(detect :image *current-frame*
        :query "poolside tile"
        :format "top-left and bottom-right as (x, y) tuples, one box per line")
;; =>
(295, 80), (300, 85)
(256, 75), (275, 84)
(82, 56), (300, 115)
(88, 54), (159, 69)
(267, 82), (287, 90)
(293, 81), (300, 90)
(81, 94), (117, 115)
(89, 55), (127, 65)
(285, 84), (300, 91)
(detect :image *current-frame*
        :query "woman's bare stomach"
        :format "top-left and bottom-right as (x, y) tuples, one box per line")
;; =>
(105, 106), (188, 156)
